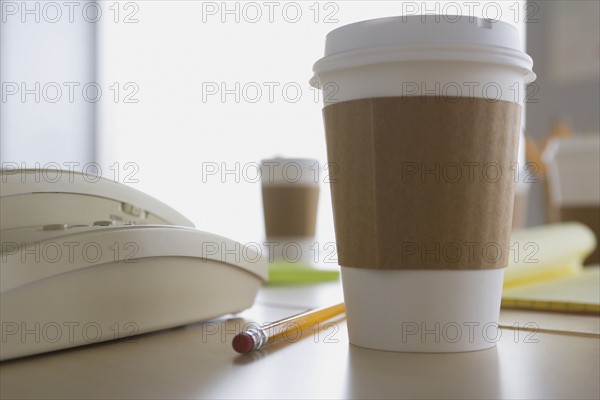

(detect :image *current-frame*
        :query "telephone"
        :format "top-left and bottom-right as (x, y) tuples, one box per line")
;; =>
(0, 169), (267, 361)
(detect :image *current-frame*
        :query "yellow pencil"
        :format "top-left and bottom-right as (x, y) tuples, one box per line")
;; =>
(232, 303), (346, 353)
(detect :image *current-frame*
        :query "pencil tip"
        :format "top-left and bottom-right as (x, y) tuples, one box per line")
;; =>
(232, 332), (255, 354)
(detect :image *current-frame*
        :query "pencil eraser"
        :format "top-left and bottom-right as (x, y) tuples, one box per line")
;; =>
(232, 333), (255, 354)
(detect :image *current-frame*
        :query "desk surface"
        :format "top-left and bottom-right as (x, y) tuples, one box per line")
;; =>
(1, 280), (599, 399)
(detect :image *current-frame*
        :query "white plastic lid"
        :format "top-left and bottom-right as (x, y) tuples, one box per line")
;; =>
(313, 15), (535, 83)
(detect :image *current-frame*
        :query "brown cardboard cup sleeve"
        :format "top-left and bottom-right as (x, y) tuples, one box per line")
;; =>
(262, 185), (319, 238)
(323, 97), (522, 270)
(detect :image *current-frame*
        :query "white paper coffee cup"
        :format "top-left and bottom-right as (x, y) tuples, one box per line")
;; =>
(260, 158), (320, 264)
(312, 16), (535, 352)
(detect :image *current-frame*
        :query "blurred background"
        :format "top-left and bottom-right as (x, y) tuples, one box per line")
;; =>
(1, 0), (599, 251)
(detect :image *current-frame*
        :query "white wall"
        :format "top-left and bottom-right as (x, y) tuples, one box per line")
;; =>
(1, 0), (96, 166)
(97, 1), (527, 246)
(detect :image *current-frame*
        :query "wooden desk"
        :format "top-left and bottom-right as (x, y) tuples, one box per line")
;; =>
(1, 281), (599, 399)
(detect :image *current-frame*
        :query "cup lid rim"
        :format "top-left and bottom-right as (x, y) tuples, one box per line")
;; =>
(311, 42), (536, 88)
(311, 15), (535, 84)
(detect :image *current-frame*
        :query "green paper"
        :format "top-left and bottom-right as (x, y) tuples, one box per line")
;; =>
(267, 260), (340, 285)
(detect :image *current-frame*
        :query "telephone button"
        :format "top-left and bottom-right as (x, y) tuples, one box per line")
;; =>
(122, 202), (143, 218)
(42, 224), (68, 231)
(92, 220), (114, 227)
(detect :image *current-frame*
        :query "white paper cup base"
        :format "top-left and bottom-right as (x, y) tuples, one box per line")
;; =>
(265, 237), (315, 265)
(341, 267), (504, 352)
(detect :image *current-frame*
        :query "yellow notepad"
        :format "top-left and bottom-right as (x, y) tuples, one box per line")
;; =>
(502, 223), (599, 314)
(502, 267), (600, 314)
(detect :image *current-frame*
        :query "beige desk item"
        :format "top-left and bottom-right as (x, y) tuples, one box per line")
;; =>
(1, 281), (599, 399)
(543, 135), (600, 265)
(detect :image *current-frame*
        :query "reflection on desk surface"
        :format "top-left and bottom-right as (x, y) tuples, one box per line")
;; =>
(1, 281), (599, 399)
